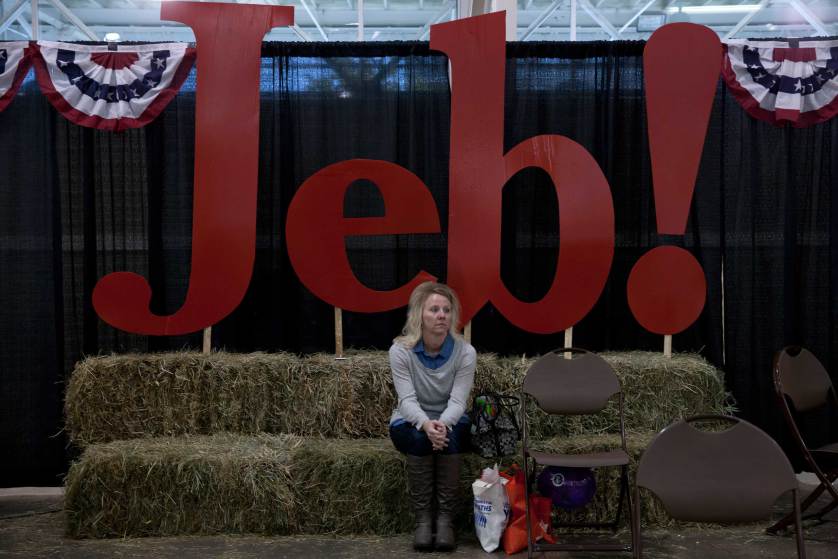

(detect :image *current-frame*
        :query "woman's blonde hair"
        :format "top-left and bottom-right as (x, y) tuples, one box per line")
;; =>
(393, 281), (462, 348)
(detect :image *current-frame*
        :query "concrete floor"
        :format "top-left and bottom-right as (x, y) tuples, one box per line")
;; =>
(1, 487), (836, 558)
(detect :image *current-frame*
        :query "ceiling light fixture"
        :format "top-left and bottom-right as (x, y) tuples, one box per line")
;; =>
(665, 4), (761, 15)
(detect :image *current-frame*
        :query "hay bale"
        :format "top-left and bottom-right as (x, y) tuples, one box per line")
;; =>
(287, 438), (412, 534)
(602, 352), (734, 436)
(287, 438), (512, 535)
(64, 433), (300, 538)
(475, 351), (734, 440)
(65, 351), (396, 447)
(66, 433), (676, 538)
(65, 350), (732, 447)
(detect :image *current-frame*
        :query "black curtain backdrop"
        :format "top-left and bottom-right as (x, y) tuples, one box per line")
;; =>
(1, 41), (835, 486)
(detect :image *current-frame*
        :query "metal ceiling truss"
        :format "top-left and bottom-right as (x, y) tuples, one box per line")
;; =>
(579, 0), (618, 38)
(0, 0), (28, 36)
(618, 0), (657, 34)
(416, 0), (454, 39)
(788, 0), (830, 36)
(724, 0), (769, 39)
(0, 0), (836, 42)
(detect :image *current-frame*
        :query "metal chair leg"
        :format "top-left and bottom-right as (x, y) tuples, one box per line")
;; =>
(623, 471), (636, 555)
(769, 482), (827, 533)
(633, 486), (642, 559)
(612, 465), (627, 531)
(525, 457), (534, 559)
(793, 489), (807, 559)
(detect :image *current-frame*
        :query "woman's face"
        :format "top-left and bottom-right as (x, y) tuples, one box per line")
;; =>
(421, 293), (452, 336)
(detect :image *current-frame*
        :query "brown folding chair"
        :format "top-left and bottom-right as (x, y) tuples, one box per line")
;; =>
(521, 348), (636, 556)
(635, 415), (805, 559)
(768, 346), (838, 534)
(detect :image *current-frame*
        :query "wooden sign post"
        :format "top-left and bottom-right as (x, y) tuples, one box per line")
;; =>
(202, 326), (212, 354)
(564, 327), (573, 359)
(335, 307), (345, 359)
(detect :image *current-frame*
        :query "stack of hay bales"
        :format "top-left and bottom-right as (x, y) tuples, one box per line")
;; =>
(64, 350), (733, 538)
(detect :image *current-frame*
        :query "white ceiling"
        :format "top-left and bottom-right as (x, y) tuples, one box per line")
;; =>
(1, 0), (836, 43)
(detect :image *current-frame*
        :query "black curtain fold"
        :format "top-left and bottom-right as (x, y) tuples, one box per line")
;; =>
(1, 41), (836, 485)
(0, 79), (64, 485)
(718, 85), (838, 450)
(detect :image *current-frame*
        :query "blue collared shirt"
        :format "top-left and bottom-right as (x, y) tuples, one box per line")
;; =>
(413, 334), (454, 370)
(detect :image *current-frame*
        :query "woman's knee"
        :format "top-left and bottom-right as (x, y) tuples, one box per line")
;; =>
(390, 423), (434, 456)
(442, 421), (471, 454)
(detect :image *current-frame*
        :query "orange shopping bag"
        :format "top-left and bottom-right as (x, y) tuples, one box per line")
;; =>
(501, 465), (555, 555)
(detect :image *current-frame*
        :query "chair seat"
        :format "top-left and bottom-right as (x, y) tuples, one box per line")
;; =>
(812, 442), (838, 469)
(813, 441), (838, 454)
(529, 448), (630, 468)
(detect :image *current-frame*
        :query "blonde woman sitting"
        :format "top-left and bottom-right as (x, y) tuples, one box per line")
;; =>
(389, 281), (476, 552)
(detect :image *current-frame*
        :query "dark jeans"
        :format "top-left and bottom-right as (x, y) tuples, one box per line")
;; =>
(389, 416), (471, 456)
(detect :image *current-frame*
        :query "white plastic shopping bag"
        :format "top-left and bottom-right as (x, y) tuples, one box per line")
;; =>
(472, 465), (510, 552)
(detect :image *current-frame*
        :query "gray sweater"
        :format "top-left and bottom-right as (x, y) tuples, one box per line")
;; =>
(389, 338), (477, 430)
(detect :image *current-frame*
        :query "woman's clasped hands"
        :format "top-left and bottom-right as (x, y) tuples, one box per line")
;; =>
(422, 419), (449, 451)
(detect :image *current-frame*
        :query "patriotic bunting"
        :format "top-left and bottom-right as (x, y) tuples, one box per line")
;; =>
(6, 37), (836, 130)
(723, 39), (838, 127)
(0, 42), (33, 113)
(33, 41), (196, 131)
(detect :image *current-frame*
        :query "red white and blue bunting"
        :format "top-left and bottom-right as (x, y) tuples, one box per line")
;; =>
(0, 42), (33, 112)
(723, 39), (838, 127)
(33, 41), (196, 131)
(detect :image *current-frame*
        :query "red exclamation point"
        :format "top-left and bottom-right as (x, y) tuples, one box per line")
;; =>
(627, 23), (722, 335)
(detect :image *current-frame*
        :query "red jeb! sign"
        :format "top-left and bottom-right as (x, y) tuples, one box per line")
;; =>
(92, 2), (721, 337)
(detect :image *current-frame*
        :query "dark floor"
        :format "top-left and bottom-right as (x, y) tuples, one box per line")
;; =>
(1, 488), (836, 558)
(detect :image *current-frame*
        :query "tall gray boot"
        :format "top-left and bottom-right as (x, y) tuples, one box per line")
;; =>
(405, 454), (435, 551)
(434, 453), (462, 551)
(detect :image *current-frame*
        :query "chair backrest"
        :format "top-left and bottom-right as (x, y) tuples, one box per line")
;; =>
(522, 348), (620, 414)
(775, 346), (834, 413)
(636, 415), (797, 523)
